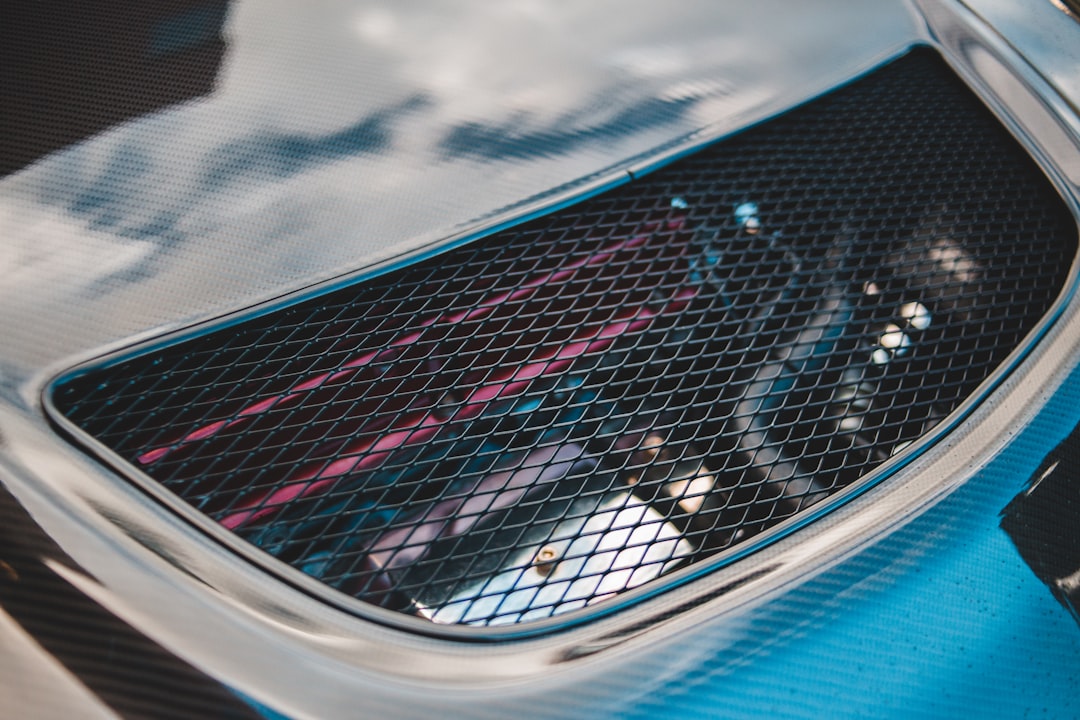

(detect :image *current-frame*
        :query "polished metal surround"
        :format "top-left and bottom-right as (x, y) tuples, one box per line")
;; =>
(1, 0), (1079, 716)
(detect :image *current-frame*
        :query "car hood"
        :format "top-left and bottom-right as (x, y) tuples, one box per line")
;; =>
(3, 1), (1080, 718)
(0, 0), (921, 384)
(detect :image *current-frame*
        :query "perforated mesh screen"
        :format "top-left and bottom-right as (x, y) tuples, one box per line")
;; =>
(53, 49), (1077, 627)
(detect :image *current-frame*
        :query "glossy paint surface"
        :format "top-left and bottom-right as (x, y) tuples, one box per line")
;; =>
(623, 365), (1080, 718)
(0, 0), (916, 380)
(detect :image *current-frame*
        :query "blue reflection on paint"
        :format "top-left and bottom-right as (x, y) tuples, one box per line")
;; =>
(623, 364), (1080, 718)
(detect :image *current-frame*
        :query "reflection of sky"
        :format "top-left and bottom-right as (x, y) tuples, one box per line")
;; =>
(0, 0), (917, 372)
(964, 0), (1080, 105)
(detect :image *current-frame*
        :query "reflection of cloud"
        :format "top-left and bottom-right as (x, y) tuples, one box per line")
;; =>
(7, 0), (761, 280)
(0, 0), (918, 370)
(0, 201), (154, 298)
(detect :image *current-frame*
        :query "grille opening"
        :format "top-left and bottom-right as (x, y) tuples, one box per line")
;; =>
(53, 49), (1077, 628)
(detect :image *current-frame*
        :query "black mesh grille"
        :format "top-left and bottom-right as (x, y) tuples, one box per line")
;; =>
(53, 49), (1077, 627)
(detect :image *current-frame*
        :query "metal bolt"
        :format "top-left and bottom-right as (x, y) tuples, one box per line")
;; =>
(879, 324), (906, 350)
(899, 301), (932, 330)
(534, 546), (559, 576)
(734, 202), (761, 234)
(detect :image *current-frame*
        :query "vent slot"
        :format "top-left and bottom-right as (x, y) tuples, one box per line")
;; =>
(53, 49), (1077, 628)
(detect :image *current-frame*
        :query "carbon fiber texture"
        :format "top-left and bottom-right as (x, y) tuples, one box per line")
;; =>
(1, 1), (227, 176)
(0, 484), (258, 719)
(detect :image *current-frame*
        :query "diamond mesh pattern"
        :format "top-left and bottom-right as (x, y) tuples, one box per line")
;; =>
(53, 49), (1077, 627)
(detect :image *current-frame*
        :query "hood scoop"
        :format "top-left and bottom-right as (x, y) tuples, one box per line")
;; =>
(52, 49), (1077, 628)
